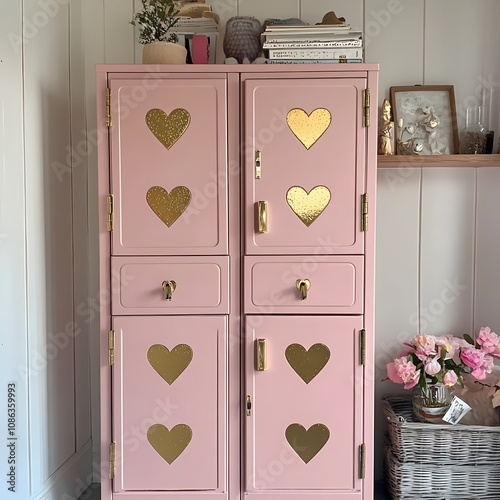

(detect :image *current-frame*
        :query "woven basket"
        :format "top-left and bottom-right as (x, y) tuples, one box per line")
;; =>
(385, 447), (500, 499)
(382, 395), (500, 465)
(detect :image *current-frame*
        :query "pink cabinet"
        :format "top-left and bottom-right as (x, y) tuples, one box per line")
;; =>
(112, 315), (226, 492)
(109, 76), (228, 255)
(245, 316), (364, 492)
(244, 78), (366, 255)
(97, 65), (378, 500)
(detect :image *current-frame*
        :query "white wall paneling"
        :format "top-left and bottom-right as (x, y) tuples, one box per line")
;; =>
(105, 0), (135, 63)
(424, 0), (488, 132)
(375, 166), (421, 478)
(238, 0), (299, 20)
(70, 0), (92, 453)
(475, 168), (500, 332)
(419, 168), (476, 336)
(364, 0), (425, 106)
(83, 0), (107, 481)
(0, 3), (30, 499)
(23, 0), (75, 487)
(299, 0), (363, 31)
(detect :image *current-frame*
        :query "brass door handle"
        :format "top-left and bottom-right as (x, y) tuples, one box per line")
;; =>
(256, 339), (267, 371)
(162, 280), (177, 301)
(296, 279), (311, 301)
(257, 201), (268, 233)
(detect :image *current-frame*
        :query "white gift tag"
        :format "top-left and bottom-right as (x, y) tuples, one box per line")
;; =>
(443, 396), (472, 425)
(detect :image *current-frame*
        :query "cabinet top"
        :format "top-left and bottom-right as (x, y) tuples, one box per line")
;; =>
(96, 63), (379, 75)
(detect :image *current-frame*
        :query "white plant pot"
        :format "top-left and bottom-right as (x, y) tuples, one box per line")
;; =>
(142, 42), (187, 64)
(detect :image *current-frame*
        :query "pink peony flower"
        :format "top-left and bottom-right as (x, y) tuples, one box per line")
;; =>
(477, 327), (500, 354)
(387, 356), (420, 389)
(443, 370), (458, 387)
(460, 348), (494, 380)
(424, 357), (441, 376)
(412, 334), (437, 361)
(460, 347), (485, 369)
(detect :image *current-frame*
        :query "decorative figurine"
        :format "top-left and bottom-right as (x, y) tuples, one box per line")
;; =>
(378, 99), (394, 155)
(396, 118), (421, 155)
(223, 16), (262, 64)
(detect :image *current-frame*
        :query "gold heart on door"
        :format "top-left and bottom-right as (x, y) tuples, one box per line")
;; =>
(285, 343), (331, 384)
(146, 186), (192, 228)
(285, 423), (330, 464)
(146, 108), (191, 150)
(286, 185), (331, 227)
(147, 344), (193, 385)
(286, 108), (332, 150)
(147, 424), (193, 464)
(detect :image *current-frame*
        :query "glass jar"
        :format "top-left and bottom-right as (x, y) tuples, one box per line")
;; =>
(412, 383), (451, 424)
(459, 106), (489, 154)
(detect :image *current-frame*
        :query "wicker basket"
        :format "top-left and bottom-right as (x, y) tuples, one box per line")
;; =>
(385, 447), (500, 499)
(382, 395), (500, 465)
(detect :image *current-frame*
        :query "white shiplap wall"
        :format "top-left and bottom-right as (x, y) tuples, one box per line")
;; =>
(1, 1), (92, 499)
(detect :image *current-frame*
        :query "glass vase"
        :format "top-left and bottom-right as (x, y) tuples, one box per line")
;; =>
(412, 383), (451, 424)
(459, 106), (489, 154)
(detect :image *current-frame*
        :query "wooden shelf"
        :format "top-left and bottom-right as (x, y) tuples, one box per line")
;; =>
(377, 154), (500, 168)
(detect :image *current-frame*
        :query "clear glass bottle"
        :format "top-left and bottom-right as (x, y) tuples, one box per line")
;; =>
(459, 106), (489, 154)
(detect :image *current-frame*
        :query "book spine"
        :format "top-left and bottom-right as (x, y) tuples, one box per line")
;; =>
(268, 48), (362, 59)
(267, 59), (363, 64)
(263, 40), (363, 49)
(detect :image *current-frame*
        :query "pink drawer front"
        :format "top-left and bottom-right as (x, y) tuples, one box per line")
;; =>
(111, 256), (229, 315)
(244, 256), (363, 314)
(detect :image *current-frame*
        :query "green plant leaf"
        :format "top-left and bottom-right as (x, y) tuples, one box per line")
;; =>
(464, 334), (475, 346)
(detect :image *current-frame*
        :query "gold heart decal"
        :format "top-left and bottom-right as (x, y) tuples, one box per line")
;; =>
(285, 423), (330, 464)
(146, 186), (192, 228)
(146, 108), (191, 150)
(286, 108), (331, 150)
(285, 343), (331, 384)
(147, 344), (193, 385)
(286, 186), (331, 227)
(147, 424), (192, 464)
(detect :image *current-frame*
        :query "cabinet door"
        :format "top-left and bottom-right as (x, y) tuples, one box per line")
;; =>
(245, 316), (363, 493)
(112, 316), (226, 492)
(244, 78), (366, 255)
(109, 76), (227, 255)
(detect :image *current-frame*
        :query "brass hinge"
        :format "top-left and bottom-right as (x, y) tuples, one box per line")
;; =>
(107, 194), (114, 232)
(109, 442), (116, 479)
(359, 443), (366, 479)
(363, 88), (370, 127)
(246, 395), (252, 416)
(361, 193), (368, 232)
(108, 330), (115, 366)
(360, 329), (366, 366)
(106, 87), (112, 127)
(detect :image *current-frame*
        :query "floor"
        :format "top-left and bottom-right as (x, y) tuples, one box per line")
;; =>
(79, 484), (391, 499)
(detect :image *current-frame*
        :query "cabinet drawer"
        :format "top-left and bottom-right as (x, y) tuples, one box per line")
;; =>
(244, 256), (363, 314)
(111, 256), (229, 315)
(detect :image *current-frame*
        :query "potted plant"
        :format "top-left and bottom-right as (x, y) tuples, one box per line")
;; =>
(131, 0), (187, 64)
(386, 328), (500, 422)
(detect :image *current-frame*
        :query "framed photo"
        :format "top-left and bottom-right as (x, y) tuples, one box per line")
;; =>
(390, 85), (459, 155)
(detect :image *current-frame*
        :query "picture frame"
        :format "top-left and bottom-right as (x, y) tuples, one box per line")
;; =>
(390, 85), (459, 155)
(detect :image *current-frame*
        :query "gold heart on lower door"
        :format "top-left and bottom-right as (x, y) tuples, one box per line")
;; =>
(285, 343), (331, 384)
(146, 186), (192, 228)
(286, 186), (331, 227)
(147, 424), (193, 464)
(147, 344), (193, 385)
(285, 423), (330, 464)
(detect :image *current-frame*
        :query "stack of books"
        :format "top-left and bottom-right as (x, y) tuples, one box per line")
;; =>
(171, 17), (219, 64)
(262, 23), (363, 64)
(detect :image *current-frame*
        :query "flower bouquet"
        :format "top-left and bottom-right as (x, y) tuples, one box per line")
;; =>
(386, 327), (500, 422)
